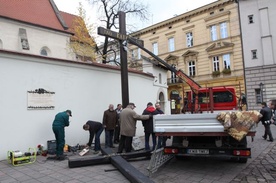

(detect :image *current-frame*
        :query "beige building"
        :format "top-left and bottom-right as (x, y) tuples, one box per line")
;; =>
(130, 0), (244, 113)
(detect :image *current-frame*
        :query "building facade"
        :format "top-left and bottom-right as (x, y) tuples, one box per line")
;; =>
(131, 0), (244, 113)
(238, 0), (276, 110)
(0, 0), (95, 62)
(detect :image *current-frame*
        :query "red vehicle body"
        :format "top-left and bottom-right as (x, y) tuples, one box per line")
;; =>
(185, 87), (238, 112)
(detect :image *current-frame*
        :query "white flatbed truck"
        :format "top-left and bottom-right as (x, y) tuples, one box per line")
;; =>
(153, 113), (255, 163)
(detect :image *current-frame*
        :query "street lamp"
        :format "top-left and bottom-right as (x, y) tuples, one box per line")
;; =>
(259, 82), (264, 103)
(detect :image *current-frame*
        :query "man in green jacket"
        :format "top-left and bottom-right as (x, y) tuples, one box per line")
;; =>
(52, 110), (72, 160)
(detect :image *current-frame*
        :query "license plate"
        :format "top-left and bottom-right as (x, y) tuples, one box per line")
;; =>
(187, 149), (209, 154)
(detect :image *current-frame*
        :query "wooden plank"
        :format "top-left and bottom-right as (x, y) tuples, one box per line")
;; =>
(68, 155), (110, 168)
(102, 148), (154, 183)
(98, 27), (144, 47)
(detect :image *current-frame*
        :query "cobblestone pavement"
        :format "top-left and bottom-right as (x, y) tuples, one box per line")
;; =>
(1, 125), (276, 183)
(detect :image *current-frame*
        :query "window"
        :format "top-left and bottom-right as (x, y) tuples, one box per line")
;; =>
(251, 50), (257, 59)
(137, 48), (141, 59)
(223, 54), (230, 69)
(186, 32), (193, 47)
(115, 55), (120, 65)
(220, 22), (228, 39)
(171, 64), (177, 83)
(188, 61), (196, 76)
(255, 89), (261, 104)
(131, 48), (141, 60)
(213, 56), (220, 71)
(210, 25), (217, 41)
(168, 37), (175, 52)
(248, 15), (254, 24)
(210, 23), (227, 41)
(40, 49), (48, 56)
(152, 42), (158, 55)
(213, 91), (234, 103)
(159, 73), (162, 84)
(40, 47), (50, 56)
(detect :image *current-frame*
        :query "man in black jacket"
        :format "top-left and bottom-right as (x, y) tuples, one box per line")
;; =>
(260, 101), (274, 142)
(142, 102), (159, 151)
(83, 121), (104, 154)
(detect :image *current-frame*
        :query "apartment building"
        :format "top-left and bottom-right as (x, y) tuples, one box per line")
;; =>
(130, 0), (244, 113)
(238, 0), (276, 110)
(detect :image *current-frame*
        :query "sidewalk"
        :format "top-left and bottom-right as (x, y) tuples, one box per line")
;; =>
(231, 140), (276, 182)
(1, 125), (276, 183)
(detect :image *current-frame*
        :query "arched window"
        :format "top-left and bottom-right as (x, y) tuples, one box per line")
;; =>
(40, 49), (47, 56)
(158, 92), (165, 112)
(40, 47), (50, 56)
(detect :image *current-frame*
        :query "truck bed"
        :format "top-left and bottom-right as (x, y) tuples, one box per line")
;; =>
(153, 113), (256, 136)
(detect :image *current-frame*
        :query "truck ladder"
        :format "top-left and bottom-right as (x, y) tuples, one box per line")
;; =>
(147, 147), (174, 176)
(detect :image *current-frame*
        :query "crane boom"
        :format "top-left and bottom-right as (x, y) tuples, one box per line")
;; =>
(128, 37), (201, 92)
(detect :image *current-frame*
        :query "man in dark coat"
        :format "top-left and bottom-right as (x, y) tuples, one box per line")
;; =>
(142, 102), (159, 151)
(83, 121), (104, 154)
(52, 110), (71, 160)
(260, 101), (273, 142)
(102, 104), (118, 148)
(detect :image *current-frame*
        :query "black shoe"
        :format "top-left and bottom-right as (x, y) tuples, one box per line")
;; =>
(262, 136), (267, 140)
(267, 140), (274, 142)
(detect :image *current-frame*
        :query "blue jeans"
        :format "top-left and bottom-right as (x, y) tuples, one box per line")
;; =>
(95, 127), (104, 151)
(145, 132), (156, 151)
(105, 129), (114, 148)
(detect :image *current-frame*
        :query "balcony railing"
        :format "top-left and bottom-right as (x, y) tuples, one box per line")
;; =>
(167, 78), (183, 85)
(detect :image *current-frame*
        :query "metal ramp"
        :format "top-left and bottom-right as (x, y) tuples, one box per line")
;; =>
(147, 147), (174, 176)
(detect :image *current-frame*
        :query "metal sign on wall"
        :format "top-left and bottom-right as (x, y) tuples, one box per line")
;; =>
(27, 88), (55, 110)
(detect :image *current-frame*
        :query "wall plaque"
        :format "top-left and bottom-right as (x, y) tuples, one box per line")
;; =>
(27, 88), (55, 110)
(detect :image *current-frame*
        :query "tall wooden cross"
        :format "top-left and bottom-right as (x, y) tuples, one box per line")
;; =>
(98, 11), (144, 108)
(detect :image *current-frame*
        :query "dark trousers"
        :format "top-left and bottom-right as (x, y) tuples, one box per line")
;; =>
(264, 124), (273, 141)
(118, 135), (133, 153)
(114, 126), (120, 143)
(52, 126), (65, 156)
(105, 129), (114, 148)
(145, 132), (156, 151)
(95, 127), (104, 151)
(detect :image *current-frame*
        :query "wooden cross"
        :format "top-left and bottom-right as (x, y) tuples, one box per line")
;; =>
(97, 11), (144, 108)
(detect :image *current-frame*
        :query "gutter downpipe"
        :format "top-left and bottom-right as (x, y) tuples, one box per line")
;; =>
(235, 0), (248, 110)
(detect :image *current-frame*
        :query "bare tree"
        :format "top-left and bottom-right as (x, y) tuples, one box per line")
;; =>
(88, 0), (149, 63)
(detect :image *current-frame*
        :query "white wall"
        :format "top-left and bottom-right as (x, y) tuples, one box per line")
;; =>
(0, 18), (74, 60)
(0, 51), (168, 160)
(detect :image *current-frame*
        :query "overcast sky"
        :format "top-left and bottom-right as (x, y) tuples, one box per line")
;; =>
(54, 0), (217, 42)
